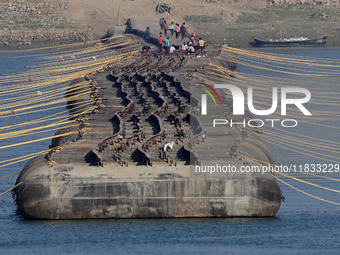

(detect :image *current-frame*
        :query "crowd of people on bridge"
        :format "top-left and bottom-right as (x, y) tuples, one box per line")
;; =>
(143, 17), (206, 56)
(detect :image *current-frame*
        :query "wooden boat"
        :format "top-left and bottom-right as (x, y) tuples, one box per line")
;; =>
(251, 36), (327, 47)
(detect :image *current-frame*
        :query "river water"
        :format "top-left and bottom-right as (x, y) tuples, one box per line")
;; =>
(0, 48), (339, 254)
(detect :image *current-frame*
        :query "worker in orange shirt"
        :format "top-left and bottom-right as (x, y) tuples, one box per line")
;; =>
(158, 33), (163, 53)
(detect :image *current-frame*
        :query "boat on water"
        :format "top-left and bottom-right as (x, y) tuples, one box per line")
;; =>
(251, 36), (327, 47)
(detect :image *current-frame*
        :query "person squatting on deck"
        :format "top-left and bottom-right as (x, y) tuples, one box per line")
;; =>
(154, 47), (159, 57)
(187, 45), (195, 54)
(182, 42), (188, 50)
(142, 45), (150, 54)
(170, 44), (176, 54)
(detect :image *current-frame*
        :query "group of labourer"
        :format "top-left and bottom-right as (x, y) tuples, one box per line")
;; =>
(153, 17), (205, 56)
(155, 33), (205, 56)
(155, 34), (177, 55)
(180, 37), (206, 55)
(142, 18), (206, 56)
(159, 18), (187, 39)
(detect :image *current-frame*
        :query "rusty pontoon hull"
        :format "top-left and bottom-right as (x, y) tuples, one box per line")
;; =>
(16, 165), (281, 219)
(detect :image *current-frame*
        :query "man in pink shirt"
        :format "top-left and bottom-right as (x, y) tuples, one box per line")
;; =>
(175, 23), (180, 39)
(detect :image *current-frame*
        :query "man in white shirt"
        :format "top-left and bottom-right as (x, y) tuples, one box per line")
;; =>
(181, 42), (188, 50)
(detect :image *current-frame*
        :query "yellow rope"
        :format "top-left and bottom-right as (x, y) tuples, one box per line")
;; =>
(274, 175), (340, 206)
(0, 171), (21, 181)
(0, 131), (78, 150)
(0, 182), (23, 197)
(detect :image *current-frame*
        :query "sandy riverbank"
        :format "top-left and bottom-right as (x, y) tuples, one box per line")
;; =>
(1, 0), (340, 49)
